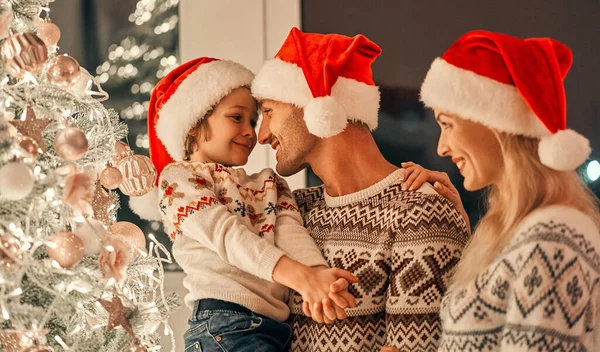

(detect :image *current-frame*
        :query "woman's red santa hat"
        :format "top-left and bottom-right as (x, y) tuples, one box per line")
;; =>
(129, 57), (254, 221)
(252, 27), (382, 138)
(420, 30), (590, 171)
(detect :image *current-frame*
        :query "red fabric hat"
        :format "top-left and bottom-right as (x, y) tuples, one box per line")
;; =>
(130, 57), (254, 220)
(252, 27), (382, 138)
(420, 30), (590, 171)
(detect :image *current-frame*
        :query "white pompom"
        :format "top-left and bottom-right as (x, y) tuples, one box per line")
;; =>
(129, 187), (162, 221)
(303, 96), (348, 138)
(538, 129), (591, 171)
(73, 219), (106, 256)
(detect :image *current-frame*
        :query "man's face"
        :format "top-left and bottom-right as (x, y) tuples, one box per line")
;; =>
(258, 100), (318, 176)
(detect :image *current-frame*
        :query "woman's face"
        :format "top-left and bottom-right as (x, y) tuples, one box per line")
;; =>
(434, 109), (504, 191)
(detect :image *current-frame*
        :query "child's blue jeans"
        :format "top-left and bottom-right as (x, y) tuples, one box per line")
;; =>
(184, 299), (292, 352)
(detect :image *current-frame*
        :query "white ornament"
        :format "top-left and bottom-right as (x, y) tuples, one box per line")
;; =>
(143, 312), (162, 333)
(0, 163), (34, 200)
(73, 218), (106, 255)
(69, 67), (93, 96)
(68, 67), (109, 101)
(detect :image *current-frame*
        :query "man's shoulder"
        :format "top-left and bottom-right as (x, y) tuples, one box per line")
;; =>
(382, 184), (470, 243)
(292, 185), (325, 212)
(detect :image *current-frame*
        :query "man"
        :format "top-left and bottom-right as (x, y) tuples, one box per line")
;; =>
(251, 28), (470, 351)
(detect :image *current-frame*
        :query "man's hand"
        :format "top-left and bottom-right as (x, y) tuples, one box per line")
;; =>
(297, 267), (357, 324)
(380, 346), (399, 352)
(301, 275), (359, 323)
(401, 162), (470, 230)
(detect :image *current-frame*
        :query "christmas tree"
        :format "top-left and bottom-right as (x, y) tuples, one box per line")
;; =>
(96, 0), (178, 131)
(0, 0), (179, 351)
(96, 0), (179, 255)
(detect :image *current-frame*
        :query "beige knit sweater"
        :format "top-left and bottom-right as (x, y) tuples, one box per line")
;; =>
(159, 161), (327, 322)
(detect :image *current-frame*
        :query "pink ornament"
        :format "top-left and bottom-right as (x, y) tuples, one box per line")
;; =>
(98, 236), (132, 282)
(0, 162), (35, 200)
(55, 127), (88, 161)
(18, 136), (40, 157)
(0, 234), (23, 270)
(37, 21), (61, 46)
(48, 232), (84, 268)
(117, 154), (156, 196)
(46, 55), (80, 88)
(109, 221), (146, 255)
(62, 172), (94, 217)
(100, 166), (123, 190)
(1, 32), (48, 78)
(113, 141), (131, 164)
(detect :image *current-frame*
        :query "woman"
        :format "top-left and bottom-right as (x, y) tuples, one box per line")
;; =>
(402, 30), (600, 351)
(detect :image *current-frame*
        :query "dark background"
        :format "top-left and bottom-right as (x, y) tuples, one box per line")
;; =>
(302, 0), (600, 225)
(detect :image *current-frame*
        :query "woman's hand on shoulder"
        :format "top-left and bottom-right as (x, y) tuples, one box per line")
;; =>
(401, 162), (470, 230)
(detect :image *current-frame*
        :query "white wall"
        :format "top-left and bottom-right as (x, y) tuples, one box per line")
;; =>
(177, 0), (305, 190)
(162, 1), (302, 350)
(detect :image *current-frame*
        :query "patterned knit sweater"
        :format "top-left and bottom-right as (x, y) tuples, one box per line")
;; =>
(438, 205), (600, 352)
(158, 161), (327, 322)
(289, 169), (470, 351)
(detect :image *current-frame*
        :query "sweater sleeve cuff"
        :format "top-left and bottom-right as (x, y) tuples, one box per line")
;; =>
(257, 246), (287, 282)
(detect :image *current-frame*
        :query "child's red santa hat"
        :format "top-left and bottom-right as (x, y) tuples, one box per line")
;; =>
(129, 57), (254, 220)
(420, 30), (590, 171)
(252, 27), (382, 138)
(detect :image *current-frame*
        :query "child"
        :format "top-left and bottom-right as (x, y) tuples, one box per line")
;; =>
(129, 57), (357, 352)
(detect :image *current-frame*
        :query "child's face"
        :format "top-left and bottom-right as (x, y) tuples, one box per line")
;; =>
(190, 87), (258, 166)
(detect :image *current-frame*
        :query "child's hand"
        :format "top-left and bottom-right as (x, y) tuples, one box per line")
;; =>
(297, 267), (357, 324)
(302, 298), (348, 324)
(301, 276), (358, 324)
(328, 278), (357, 309)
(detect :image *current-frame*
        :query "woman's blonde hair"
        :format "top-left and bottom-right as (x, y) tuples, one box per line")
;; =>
(450, 132), (600, 289)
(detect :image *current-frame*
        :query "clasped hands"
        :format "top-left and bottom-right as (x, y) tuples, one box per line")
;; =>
(297, 265), (358, 324)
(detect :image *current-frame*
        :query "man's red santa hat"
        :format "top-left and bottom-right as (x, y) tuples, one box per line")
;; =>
(252, 27), (382, 138)
(420, 30), (590, 171)
(129, 57), (254, 220)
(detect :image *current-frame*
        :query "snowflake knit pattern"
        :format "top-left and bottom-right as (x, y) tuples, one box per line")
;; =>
(438, 205), (600, 352)
(288, 169), (470, 351)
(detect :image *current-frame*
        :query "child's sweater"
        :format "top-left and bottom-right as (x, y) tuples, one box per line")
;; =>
(159, 161), (327, 321)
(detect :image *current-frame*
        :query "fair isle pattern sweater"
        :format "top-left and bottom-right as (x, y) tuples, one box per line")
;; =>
(439, 205), (600, 352)
(159, 161), (327, 322)
(289, 169), (471, 351)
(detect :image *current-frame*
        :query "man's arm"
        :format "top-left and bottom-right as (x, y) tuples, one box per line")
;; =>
(385, 194), (470, 350)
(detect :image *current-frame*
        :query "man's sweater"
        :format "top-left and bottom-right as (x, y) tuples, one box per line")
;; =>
(289, 169), (470, 351)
